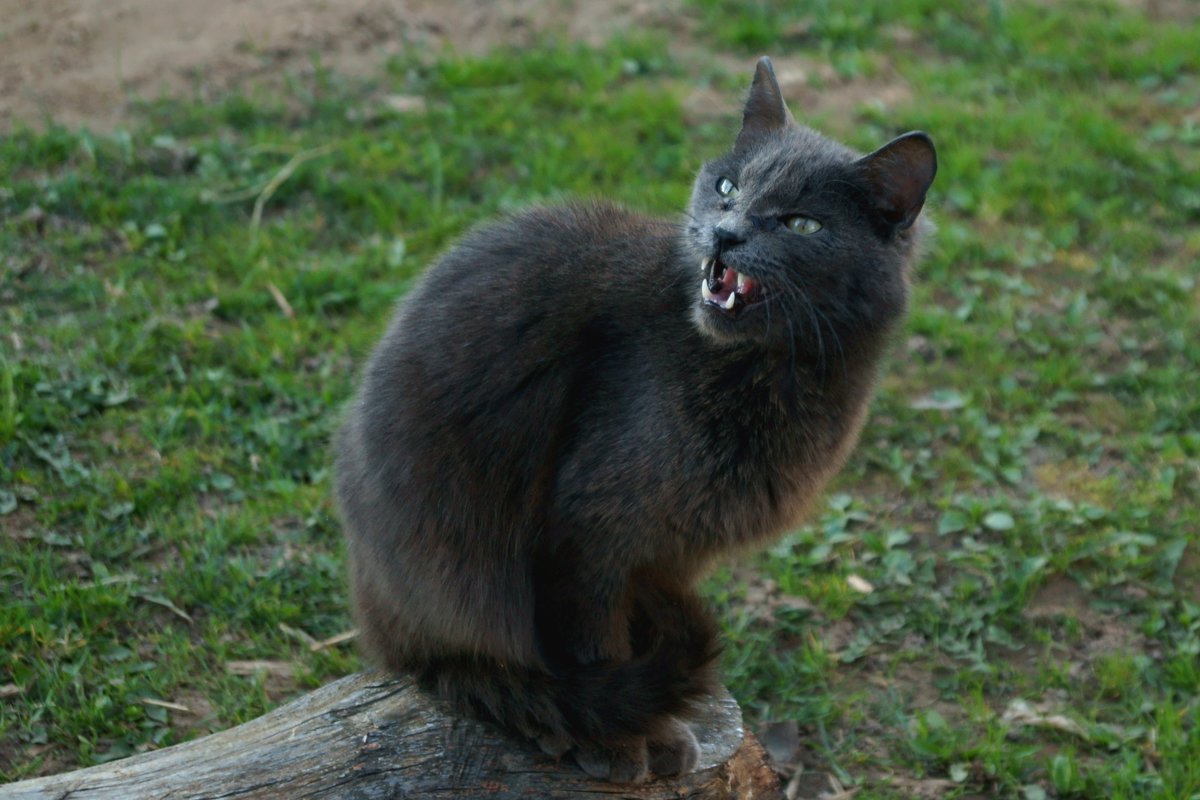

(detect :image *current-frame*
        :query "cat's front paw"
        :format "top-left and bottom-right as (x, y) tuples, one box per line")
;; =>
(646, 717), (700, 776)
(573, 737), (649, 784)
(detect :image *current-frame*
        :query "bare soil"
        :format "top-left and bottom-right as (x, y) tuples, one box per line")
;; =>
(1, 0), (923, 138)
(0, 0), (679, 130)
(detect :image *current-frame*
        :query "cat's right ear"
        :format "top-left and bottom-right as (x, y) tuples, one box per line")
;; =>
(856, 131), (937, 232)
(735, 56), (793, 154)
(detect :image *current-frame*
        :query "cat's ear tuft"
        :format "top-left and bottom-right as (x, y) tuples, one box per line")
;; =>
(735, 56), (794, 153)
(856, 131), (937, 231)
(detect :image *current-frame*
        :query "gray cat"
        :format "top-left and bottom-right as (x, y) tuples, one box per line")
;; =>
(334, 57), (936, 783)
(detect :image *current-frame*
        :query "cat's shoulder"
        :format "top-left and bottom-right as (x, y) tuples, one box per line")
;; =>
(424, 200), (678, 300)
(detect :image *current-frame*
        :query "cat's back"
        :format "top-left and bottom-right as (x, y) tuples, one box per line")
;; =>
(367, 201), (680, 393)
(342, 201), (682, 479)
(410, 200), (678, 324)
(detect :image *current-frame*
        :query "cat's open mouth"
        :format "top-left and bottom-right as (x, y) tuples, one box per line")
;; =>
(700, 257), (766, 314)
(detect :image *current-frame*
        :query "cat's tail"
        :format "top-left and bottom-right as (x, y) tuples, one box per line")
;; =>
(422, 580), (721, 748)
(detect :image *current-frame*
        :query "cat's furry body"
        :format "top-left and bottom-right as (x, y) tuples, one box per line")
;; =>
(334, 58), (936, 782)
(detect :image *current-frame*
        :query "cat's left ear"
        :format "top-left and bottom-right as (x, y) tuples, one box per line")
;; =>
(735, 56), (794, 153)
(856, 131), (937, 231)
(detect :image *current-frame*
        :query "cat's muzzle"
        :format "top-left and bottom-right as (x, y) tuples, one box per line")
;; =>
(700, 256), (766, 315)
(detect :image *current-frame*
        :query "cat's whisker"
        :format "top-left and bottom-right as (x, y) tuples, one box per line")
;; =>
(772, 266), (849, 381)
(759, 268), (851, 379)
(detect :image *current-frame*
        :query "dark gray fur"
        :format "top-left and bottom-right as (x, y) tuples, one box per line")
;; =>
(333, 57), (936, 783)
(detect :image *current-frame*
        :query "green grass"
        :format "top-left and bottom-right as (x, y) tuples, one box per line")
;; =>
(2, 1), (1198, 796)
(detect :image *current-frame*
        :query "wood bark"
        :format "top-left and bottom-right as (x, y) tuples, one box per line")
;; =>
(1, 671), (784, 799)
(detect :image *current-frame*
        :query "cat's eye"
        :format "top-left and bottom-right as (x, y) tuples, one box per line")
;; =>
(715, 177), (739, 198)
(783, 215), (822, 235)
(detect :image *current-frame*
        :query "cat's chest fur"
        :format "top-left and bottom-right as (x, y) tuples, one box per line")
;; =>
(549, 321), (870, 572)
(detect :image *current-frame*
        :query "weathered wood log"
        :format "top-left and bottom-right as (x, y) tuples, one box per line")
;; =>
(1, 671), (784, 799)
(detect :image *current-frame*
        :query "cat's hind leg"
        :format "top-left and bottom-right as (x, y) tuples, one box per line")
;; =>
(565, 571), (719, 781)
(573, 737), (650, 783)
(572, 717), (699, 783)
(646, 717), (701, 776)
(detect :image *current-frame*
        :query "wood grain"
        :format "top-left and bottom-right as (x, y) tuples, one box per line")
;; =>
(1, 671), (784, 799)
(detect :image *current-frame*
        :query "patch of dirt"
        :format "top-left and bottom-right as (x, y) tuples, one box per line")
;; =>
(730, 565), (816, 626)
(682, 52), (914, 137)
(1021, 573), (1157, 686)
(1023, 573), (1097, 625)
(0, 741), (75, 783)
(1174, 542), (1200, 604)
(2, 0), (919, 139)
(225, 659), (300, 701)
(882, 775), (964, 799)
(0, 0), (680, 131)
(0, 504), (37, 542)
(166, 690), (219, 739)
(771, 56), (912, 131)
(1113, 0), (1200, 22)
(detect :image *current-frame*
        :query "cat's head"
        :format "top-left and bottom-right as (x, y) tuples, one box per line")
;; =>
(684, 57), (936, 354)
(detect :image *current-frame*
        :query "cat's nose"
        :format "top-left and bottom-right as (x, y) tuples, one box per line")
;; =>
(713, 226), (746, 248)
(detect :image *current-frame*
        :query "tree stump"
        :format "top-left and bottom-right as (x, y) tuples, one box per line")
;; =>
(1, 671), (784, 799)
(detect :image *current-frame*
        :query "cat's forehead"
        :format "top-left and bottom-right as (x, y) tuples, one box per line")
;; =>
(738, 126), (857, 188)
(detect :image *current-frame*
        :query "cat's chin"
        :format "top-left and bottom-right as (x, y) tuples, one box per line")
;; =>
(690, 302), (769, 347)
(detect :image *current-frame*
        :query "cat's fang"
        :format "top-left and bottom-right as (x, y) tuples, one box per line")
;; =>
(723, 292), (736, 310)
(700, 257), (714, 274)
(705, 256), (724, 284)
(701, 279), (715, 301)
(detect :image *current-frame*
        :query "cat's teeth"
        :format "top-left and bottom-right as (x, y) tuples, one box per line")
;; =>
(701, 279), (714, 301)
(701, 257), (714, 274)
(736, 272), (746, 293)
(723, 291), (737, 310)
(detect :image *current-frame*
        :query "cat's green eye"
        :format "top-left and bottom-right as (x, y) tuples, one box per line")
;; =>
(783, 215), (822, 235)
(715, 177), (739, 198)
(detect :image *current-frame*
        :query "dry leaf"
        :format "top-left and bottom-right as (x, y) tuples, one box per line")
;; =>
(310, 629), (358, 652)
(846, 574), (874, 594)
(383, 94), (427, 114)
(226, 660), (295, 677)
(140, 697), (191, 713)
(266, 281), (294, 319)
(1001, 699), (1086, 738)
(279, 622), (318, 647)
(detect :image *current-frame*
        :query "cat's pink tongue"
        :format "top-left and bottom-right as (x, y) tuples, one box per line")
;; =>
(718, 267), (739, 295)
(703, 260), (765, 311)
